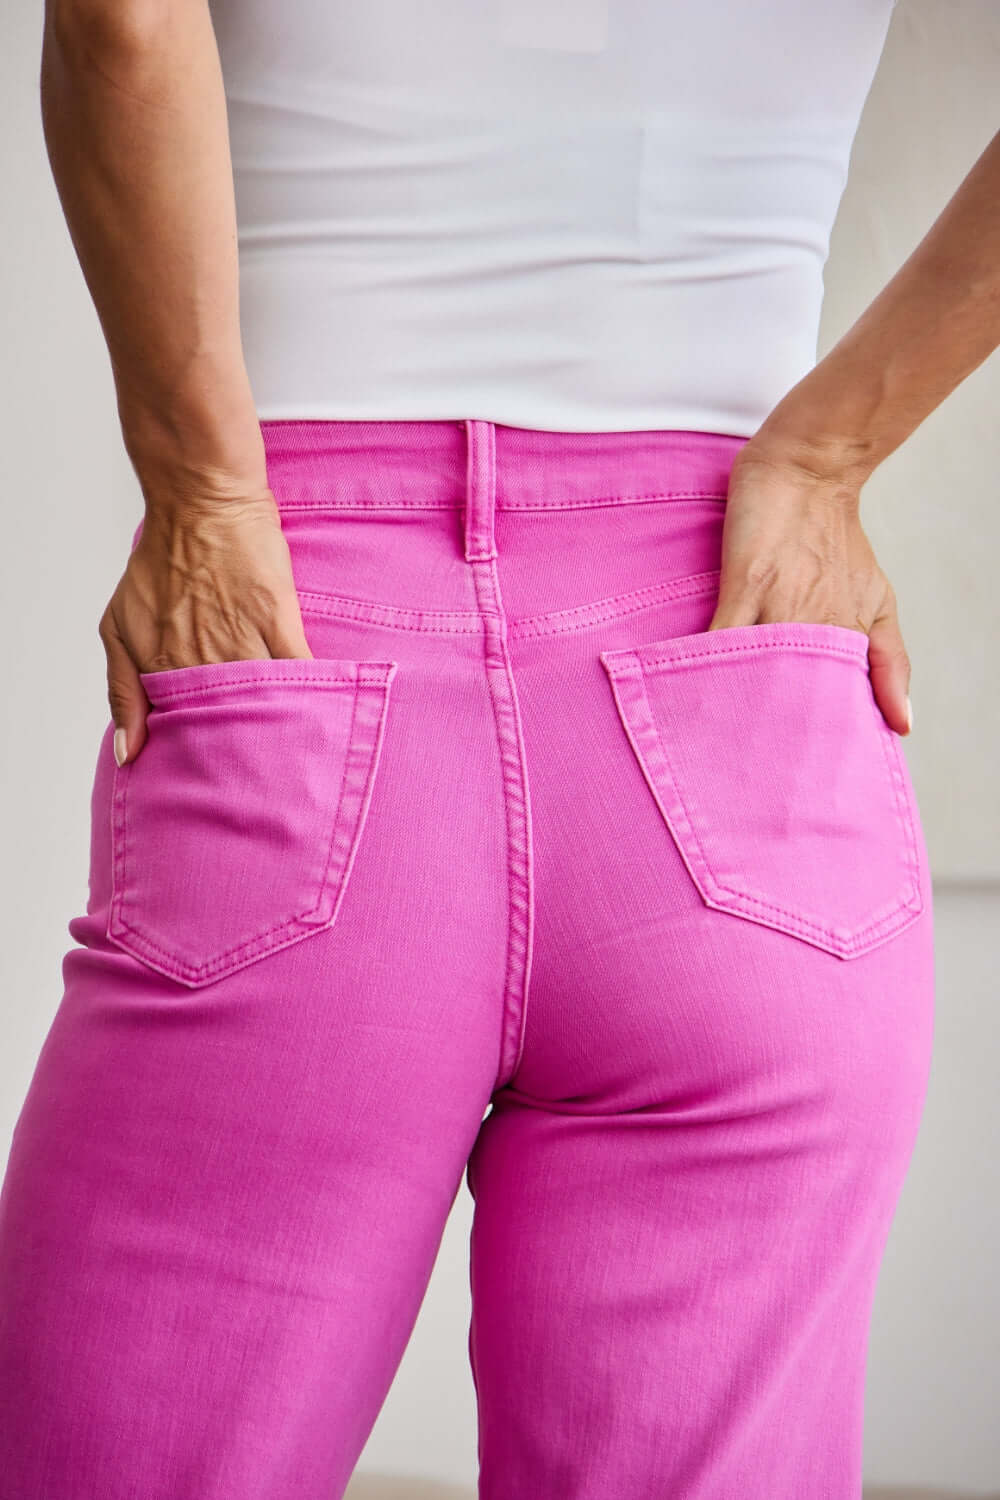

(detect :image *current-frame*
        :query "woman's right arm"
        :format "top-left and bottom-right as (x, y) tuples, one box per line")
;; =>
(41, 0), (312, 766)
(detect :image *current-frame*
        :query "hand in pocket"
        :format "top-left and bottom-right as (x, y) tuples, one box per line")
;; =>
(99, 486), (313, 767)
(709, 440), (913, 738)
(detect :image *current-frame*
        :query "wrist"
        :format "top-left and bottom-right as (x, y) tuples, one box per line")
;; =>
(747, 322), (914, 491)
(732, 419), (869, 513)
(126, 425), (270, 514)
(117, 359), (268, 505)
(745, 396), (882, 495)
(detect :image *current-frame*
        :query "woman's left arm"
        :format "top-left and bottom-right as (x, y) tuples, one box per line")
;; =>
(714, 127), (1000, 736)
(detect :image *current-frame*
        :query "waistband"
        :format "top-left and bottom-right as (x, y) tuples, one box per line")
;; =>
(259, 419), (749, 513)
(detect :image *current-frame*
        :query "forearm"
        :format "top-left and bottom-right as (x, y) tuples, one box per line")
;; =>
(41, 0), (265, 501)
(753, 127), (1000, 488)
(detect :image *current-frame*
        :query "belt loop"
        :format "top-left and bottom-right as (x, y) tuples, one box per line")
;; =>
(464, 419), (498, 563)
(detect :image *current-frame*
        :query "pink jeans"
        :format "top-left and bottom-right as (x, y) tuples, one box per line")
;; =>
(0, 420), (934, 1498)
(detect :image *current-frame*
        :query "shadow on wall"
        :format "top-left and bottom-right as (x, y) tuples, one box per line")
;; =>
(864, 1493), (1000, 1500)
(345, 1481), (1000, 1500)
(345, 1480), (473, 1500)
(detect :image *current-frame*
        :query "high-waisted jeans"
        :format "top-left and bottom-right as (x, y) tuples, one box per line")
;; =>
(0, 420), (935, 1499)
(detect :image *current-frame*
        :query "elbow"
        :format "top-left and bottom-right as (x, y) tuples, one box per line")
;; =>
(46, 0), (171, 59)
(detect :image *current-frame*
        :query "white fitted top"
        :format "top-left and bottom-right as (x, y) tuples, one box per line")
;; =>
(208, 0), (900, 436)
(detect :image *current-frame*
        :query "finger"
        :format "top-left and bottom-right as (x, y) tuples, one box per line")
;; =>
(706, 580), (762, 632)
(261, 605), (314, 661)
(101, 618), (149, 765)
(866, 594), (912, 737)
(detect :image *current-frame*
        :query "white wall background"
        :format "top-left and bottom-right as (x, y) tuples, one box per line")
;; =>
(822, 0), (1000, 883)
(1, 0), (998, 1495)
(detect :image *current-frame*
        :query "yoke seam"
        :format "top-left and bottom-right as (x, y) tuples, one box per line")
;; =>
(296, 569), (723, 638)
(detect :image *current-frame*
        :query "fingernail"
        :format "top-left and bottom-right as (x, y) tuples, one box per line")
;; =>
(904, 695), (913, 734)
(113, 728), (128, 767)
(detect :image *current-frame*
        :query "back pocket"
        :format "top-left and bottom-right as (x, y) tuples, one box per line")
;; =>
(599, 621), (923, 959)
(107, 655), (398, 987)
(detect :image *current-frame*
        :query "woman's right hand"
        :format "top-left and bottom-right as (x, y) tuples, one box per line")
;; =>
(99, 488), (313, 767)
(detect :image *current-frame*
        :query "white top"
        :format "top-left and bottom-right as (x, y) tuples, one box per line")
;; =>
(208, 0), (899, 436)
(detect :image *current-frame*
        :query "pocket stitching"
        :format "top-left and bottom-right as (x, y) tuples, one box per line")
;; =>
(603, 649), (923, 957)
(107, 880), (319, 979)
(299, 669), (392, 929)
(298, 677), (359, 925)
(107, 669), (396, 984)
(870, 683), (925, 904)
(603, 628), (869, 674)
(139, 660), (394, 706)
(145, 673), (359, 702)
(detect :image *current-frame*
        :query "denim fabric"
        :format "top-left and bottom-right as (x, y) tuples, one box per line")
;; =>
(0, 419), (935, 1499)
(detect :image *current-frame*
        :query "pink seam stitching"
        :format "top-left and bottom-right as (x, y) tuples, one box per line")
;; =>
(610, 633), (868, 671)
(299, 591), (480, 629)
(297, 570), (724, 640)
(299, 679), (364, 924)
(870, 684), (925, 890)
(468, 552), (534, 1090)
(144, 669), (392, 706)
(614, 661), (920, 952)
(511, 573), (722, 640)
(110, 679), (392, 980)
(109, 910), (309, 975)
(273, 490), (729, 514)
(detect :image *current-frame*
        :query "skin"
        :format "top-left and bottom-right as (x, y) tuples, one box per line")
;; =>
(41, 0), (1000, 766)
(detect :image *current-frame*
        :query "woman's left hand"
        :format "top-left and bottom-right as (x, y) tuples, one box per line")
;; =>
(709, 439), (913, 736)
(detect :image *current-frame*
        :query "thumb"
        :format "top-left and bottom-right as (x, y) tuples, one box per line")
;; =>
(101, 617), (149, 766)
(866, 591), (913, 738)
